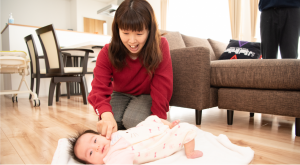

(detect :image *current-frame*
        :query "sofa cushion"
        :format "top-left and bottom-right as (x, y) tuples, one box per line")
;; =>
(181, 34), (216, 61)
(207, 39), (227, 60)
(218, 88), (300, 118)
(159, 30), (186, 50)
(211, 59), (300, 90)
(219, 39), (261, 60)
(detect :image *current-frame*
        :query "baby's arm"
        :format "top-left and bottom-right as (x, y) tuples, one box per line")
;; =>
(161, 118), (203, 159)
(160, 119), (203, 159)
(160, 119), (180, 129)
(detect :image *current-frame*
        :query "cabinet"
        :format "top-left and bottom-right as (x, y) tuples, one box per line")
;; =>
(84, 17), (106, 34)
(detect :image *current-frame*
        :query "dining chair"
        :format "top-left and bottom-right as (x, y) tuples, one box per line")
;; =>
(25, 34), (47, 100)
(35, 24), (93, 106)
(89, 45), (103, 75)
(62, 45), (102, 94)
(25, 34), (71, 102)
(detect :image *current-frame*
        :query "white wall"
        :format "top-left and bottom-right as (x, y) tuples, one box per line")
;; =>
(0, 0), (161, 39)
(1, 0), (72, 31)
(73, 0), (161, 35)
(71, 0), (78, 31)
(0, 0), (116, 55)
(76, 0), (114, 35)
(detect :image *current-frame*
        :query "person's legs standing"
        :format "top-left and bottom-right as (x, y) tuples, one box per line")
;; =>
(261, 8), (280, 59)
(279, 7), (300, 59)
(110, 91), (132, 130)
(122, 94), (152, 129)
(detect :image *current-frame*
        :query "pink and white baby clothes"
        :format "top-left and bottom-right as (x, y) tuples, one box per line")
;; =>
(103, 115), (198, 164)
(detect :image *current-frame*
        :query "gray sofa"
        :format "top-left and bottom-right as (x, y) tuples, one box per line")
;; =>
(161, 30), (300, 136)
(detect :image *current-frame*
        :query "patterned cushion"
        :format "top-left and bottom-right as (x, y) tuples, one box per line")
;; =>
(219, 40), (261, 60)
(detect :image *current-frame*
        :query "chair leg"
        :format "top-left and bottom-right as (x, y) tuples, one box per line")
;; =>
(250, 112), (254, 117)
(66, 82), (70, 99)
(227, 110), (234, 125)
(29, 77), (34, 99)
(195, 109), (202, 125)
(36, 76), (40, 97)
(70, 82), (74, 95)
(80, 76), (88, 105)
(48, 78), (56, 106)
(56, 83), (61, 102)
(296, 118), (300, 136)
(66, 57), (74, 96)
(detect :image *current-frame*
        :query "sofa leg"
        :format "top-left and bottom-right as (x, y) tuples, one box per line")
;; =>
(227, 110), (234, 125)
(296, 118), (300, 136)
(195, 109), (202, 125)
(250, 112), (254, 117)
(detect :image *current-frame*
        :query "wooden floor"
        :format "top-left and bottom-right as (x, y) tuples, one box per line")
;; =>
(1, 95), (300, 164)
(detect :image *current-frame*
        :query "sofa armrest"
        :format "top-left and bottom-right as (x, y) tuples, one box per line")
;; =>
(170, 46), (211, 110)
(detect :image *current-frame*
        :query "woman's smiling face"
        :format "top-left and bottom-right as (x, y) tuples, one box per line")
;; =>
(119, 27), (149, 58)
(74, 133), (111, 164)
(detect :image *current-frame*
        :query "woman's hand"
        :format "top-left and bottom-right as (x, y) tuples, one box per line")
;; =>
(97, 112), (118, 140)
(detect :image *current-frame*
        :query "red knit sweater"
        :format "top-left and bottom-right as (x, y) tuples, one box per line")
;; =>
(88, 37), (173, 119)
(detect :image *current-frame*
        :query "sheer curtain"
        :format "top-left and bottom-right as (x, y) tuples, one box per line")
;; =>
(250, 0), (259, 42)
(228, 0), (242, 40)
(167, 0), (299, 59)
(167, 0), (231, 43)
(161, 0), (169, 30)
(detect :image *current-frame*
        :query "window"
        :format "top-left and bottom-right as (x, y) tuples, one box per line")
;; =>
(167, 0), (231, 43)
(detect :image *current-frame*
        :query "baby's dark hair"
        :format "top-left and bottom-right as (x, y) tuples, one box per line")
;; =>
(68, 129), (99, 164)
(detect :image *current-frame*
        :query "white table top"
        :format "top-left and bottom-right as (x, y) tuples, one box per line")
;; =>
(65, 41), (108, 49)
(64, 41), (108, 57)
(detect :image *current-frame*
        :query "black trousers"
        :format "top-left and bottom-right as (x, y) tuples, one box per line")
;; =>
(260, 7), (300, 59)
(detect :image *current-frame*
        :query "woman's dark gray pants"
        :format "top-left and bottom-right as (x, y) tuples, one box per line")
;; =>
(110, 91), (152, 129)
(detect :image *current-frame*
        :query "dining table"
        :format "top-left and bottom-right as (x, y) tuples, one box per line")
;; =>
(61, 41), (106, 96)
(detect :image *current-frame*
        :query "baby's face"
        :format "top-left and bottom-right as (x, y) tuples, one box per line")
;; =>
(74, 133), (111, 164)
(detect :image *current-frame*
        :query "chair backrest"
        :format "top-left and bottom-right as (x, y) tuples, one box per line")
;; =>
(24, 34), (39, 74)
(36, 24), (64, 74)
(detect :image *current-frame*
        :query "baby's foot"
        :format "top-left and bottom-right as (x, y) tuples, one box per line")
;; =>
(186, 150), (203, 159)
(169, 120), (180, 129)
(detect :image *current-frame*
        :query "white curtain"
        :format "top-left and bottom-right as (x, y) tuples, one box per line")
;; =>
(160, 0), (169, 30)
(228, 0), (242, 40)
(167, 0), (231, 43)
(237, 0), (259, 41)
(166, 0), (299, 58)
(250, 0), (259, 42)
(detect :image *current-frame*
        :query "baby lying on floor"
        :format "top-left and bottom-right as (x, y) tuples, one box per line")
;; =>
(68, 116), (203, 164)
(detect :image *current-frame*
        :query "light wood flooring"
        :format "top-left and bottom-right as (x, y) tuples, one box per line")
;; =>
(1, 95), (300, 164)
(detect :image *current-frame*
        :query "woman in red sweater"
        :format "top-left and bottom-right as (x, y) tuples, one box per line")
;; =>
(88, 0), (173, 139)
